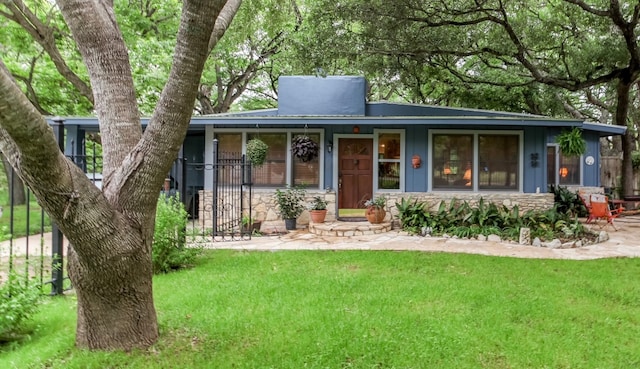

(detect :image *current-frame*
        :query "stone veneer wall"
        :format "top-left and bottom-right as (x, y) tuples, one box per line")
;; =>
(199, 189), (337, 230)
(198, 190), (554, 230)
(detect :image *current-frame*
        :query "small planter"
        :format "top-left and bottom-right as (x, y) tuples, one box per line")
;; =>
(309, 209), (327, 223)
(365, 206), (386, 224)
(284, 218), (297, 230)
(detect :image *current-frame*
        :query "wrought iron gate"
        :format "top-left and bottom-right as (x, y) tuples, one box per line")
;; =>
(211, 140), (253, 241)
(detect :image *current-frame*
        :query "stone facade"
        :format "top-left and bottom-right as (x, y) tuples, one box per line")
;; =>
(198, 190), (554, 231)
(199, 189), (337, 231)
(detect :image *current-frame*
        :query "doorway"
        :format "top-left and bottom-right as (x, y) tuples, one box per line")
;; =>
(338, 138), (373, 216)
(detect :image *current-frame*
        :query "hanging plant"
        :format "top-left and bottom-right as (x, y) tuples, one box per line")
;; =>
(556, 127), (587, 157)
(291, 135), (319, 162)
(246, 138), (268, 166)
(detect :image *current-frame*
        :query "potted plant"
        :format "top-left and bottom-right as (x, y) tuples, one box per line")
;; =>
(246, 138), (269, 166)
(308, 196), (328, 223)
(291, 135), (319, 162)
(275, 186), (306, 230)
(364, 195), (387, 224)
(556, 127), (586, 157)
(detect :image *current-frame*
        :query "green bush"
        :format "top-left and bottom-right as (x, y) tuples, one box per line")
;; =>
(0, 272), (42, 341)
(152, 194), (200, 274)
(395, 197), (594, 242)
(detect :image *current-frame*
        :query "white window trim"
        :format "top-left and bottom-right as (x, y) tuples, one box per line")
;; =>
(205, 127), (325, 189)
(374, 129), (405, 192)
(428, 129), (524, 192)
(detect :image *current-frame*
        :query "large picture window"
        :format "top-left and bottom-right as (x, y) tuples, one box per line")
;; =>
(431, 131), (521, 191)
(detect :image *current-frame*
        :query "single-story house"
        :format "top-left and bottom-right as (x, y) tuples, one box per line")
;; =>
(51, 76), (626, 229)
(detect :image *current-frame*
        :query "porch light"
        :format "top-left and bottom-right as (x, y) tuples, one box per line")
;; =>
(353, 125), (360, 134)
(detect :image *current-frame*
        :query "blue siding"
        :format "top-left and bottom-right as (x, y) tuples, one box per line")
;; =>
(405, 126), (428, 192)
(523, 127), (547, 193)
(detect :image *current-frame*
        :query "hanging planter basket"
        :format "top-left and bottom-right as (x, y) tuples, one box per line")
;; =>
(556, 127), (586, 157)
(246, 138), (269, 167)
(291, 135), (319, 162)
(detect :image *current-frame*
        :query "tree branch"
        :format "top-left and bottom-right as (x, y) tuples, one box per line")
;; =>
(3, 0), (94, 105)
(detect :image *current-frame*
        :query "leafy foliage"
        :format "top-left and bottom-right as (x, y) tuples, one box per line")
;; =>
(395, 197), (593, 242)
(291, 135), (319, 162)
(152, 194), (200, 274)
(275, 186), (306, 219)
(308, 196), (327, 210)
(556, 128), (587, 157)
(246, 138), (269, 167)
(0, 271), (42, 341)
(364, 195), (386, 208)
(551, 185), (588, 217)
(395, 197), (432, 234)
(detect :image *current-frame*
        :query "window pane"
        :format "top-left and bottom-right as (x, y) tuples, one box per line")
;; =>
(478, 135), (519, 190)
(214, 133), (243, 184)
(215, 133), (242, 153)
(379, 162), (400, 189)
(432, 135), (473, 190)
(292, 133), (320, 187)
(559, 154), (581, 185)
(378, 133), (401, 159)
(248, 133), (287, 187)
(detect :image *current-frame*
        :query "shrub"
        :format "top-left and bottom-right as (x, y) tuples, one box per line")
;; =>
(275, 186), (306, 219)
(153, 194), (201, 274)
(0, 272), (42, 341)
(395, 197), (431, 234)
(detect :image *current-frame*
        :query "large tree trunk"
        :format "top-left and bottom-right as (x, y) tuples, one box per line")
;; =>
(1, 0), (230, 350)
(615, 77), (635, 198)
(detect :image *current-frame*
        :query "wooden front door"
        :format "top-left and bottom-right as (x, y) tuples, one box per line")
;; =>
(338, 138), (373, 209)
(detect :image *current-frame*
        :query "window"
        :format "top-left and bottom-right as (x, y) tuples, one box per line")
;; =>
(247, 133), (287, 187)
(478, 135), (519, 190)
(431, 131), (521, 191)
(377, 132), (402, 190)
(432, 134), (473, 190)
(213, 130), (322, 188)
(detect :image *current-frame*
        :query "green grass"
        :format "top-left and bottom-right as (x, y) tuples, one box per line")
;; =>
(2, 250), (640, 368)
(0, 200), (51, 240)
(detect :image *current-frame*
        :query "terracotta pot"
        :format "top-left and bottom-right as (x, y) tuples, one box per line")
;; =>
(310, 209), (327, 223)
(365, 206), (386, 224)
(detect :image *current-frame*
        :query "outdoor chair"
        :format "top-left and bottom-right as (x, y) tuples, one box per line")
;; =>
(586, 194), (623, 230)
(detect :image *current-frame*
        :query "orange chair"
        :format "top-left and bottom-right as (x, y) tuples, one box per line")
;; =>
(587, 194), (623, 230)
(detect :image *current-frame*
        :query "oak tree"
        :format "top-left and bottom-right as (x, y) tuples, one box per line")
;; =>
(0, 0), (240, 350)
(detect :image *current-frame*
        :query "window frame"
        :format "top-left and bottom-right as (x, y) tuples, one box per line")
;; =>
(374, 129), (405, 192)
(428, 129), (524, 192)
